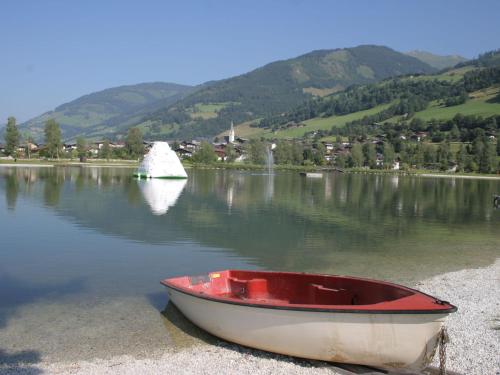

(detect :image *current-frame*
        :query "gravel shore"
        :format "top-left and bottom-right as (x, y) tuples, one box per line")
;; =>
(1, 260), (498, 375)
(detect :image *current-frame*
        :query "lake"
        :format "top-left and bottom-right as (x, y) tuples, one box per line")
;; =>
(0, 166), (499, 364)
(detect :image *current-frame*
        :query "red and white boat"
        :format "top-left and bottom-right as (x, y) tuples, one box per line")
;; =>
(161, 270), (456, 371)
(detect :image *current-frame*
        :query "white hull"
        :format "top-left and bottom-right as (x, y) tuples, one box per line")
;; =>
(167, 287), (446, 371)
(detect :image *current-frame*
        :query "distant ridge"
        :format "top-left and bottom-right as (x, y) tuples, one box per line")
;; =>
(21, 82), (196, 141)
(406, 50), (467, 70)
(20, 45), (437, 141)
(134, 45), (435, 140)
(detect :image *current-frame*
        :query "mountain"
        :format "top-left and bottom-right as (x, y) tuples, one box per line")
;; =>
(21, 82), (196, 141)
(246, 50), (500, 140)
(135, 45), (435, 140)
(406, 50), (467, 70)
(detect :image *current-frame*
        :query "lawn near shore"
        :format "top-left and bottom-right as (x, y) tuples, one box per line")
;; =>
(2, 158), (499, 179)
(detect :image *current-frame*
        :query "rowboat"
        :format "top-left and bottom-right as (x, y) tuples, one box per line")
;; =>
(161, 270), (456, 371)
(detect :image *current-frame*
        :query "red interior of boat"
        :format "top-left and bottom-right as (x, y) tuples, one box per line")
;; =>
(161, 270), (456, 312)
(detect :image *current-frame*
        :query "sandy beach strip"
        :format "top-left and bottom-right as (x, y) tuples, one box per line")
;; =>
(1, 260), (498, 375)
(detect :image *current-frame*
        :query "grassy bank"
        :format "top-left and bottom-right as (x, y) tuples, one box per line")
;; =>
(186, 161), (500, 179)
(0, 158), (139, 167)
(2, 158), (498, 179)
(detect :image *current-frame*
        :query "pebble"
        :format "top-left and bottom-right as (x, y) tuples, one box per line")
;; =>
(1, 261), (498, 375)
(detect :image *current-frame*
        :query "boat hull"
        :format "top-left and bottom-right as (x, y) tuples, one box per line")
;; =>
(166, 287), (446, 371)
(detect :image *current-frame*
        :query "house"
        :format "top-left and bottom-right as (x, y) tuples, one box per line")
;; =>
(415, 132), (428, 142)
(176, 148), (193, 158)
(235, 137), (248, 144)
(63, 143), (77, 151)
(180, 141), (201, 152)
(110, 141), (125, 149)
(322, 142), (334, 151)
(213, 146), (226, 161)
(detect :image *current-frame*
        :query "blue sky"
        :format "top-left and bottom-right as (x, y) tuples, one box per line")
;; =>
(1, 0), (499, 123)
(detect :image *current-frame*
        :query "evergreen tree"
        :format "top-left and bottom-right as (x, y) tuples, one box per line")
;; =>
(4, 116), (20, 156)
(125, 127), (144, 159)
(44, 119), (62, 159)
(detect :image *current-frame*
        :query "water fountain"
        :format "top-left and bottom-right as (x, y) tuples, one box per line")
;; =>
(266, 146), (274, 175)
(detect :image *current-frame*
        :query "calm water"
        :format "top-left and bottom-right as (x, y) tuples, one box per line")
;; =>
(0, 166), (499, 364)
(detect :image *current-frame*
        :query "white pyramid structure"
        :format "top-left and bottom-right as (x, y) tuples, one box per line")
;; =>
(140, 179), (187, 215)
(135, 142), (187, 179)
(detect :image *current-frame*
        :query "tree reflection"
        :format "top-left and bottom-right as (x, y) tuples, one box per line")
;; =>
(5, 173), (19, 210)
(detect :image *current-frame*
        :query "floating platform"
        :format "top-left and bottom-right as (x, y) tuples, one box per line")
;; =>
(135, 142), (187, 179)
(134, 173), (187, 179)
(300, 172), (323, 178)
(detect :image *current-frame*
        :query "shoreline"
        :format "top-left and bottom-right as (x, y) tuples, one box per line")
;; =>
(1, 160), (499, 180)
(2, 260), (498, 375)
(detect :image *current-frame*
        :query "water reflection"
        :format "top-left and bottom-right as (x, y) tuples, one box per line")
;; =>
(0, 166), (499, 282)
(139, 179), (187, 215)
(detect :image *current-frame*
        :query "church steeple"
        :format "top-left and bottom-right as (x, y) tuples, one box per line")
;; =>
(229, 121), (235, 143)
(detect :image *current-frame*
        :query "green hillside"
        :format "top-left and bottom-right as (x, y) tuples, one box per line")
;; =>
(406, 50), (467, 70)
(136, 45), (435, 140)
(253, 102), (394, 139)
(248, 50), (500, 141)
(21, 82), (195, 141)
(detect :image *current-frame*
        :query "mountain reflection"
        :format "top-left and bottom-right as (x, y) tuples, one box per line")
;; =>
(0, 166), (499, 282)
(139, 179), (187, 215)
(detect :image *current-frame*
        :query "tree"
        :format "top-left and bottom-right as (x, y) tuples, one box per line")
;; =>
(291, 142), (304, 165)
(76, 137), (87, 161)
(350, 143), (363, 167)
(246, 139), (266, 164)
(456, 144), (467, 172)
(23, 131), (34, 159)
(274, 141), (292, 164)
(497, 132), (500, 156)
(4, 116), (20, 156)
(99, 140), (111, 160)
(450, 124), (460, 141)
(382, 143), (395, 169)
(193, 141), (217, 163)
(479, 139), (495, 173)
(362, 142), (377, 169)
(436, 142), (451, 170)
(125, 127), (144, 159)
(335, 154), (346, 168)
(423, 144), (436, 166)
(314, 142), (326, 165)
(44, 119), (62, 159)
(224, 143), (237, 162)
